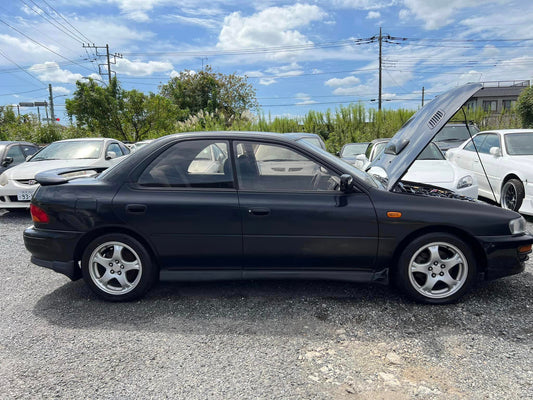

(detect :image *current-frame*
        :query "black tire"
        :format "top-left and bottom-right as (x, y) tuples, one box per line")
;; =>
(501, 179), (524, 212)
(396, 233), (477, 304)
(81, 233), (157, 301)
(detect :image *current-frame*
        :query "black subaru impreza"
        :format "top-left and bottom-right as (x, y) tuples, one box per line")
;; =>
(24, 83), (533, 303)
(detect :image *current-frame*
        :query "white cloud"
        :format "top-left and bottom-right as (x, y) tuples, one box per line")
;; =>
(325, 76), (361, 87)
(115, 58), (174, 76)
(331, 0), (389, 9)
(401, 0), (502, 30)
(366, 11), (381, 19)
(295, 93), (317, 105)
(52, 86), (70, 95)
(217, 4), (327, 61)
(109, 0), (173, 22)
(259, 78), (277, 86)
(399, 9), (410, 20)
(164, 14), (219, 29)
(28, 62), (83, 83)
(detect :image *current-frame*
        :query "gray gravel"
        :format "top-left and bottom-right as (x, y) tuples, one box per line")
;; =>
(1, 209), (532, 399)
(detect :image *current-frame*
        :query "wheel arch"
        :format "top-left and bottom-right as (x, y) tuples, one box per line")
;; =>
(74, 226), (159, 269)
(390, 225), (487, 277)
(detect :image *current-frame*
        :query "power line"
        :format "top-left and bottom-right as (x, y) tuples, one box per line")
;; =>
(39, 0), (93, 43)
(0, 48), (46, 85)
(0, 87), (48, 96)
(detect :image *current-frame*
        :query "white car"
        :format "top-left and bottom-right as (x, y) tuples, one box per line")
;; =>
(361, 140), (478, 198)
(446, 129), (533, 215)
(0, 138), (130, 209)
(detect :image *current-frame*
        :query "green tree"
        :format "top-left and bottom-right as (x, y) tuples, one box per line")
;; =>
(159, 66), (258, 123)
(517, 85), (533, 128)
(66, 77), (177, 141)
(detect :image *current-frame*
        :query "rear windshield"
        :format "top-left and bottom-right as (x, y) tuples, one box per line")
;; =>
(434, 125), (479, 142)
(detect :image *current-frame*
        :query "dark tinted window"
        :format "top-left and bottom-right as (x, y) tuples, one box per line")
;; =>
(6, 145), (25, 163)
(463, 134), (486, 152)
(138, 140), (233, 188)
(417, 143), (444, 160)
(21, 145), (38, 156)
(234, 141), (339, 191)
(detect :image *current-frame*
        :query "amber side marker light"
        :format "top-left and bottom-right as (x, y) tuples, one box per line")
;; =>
(30, 204), (49, 223)
(387, 211), (402, 218)
(518, 244), (532, 253)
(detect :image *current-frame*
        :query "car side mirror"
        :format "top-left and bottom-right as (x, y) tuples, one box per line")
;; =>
(106, 151), (117, 160)
(340, 174), (354, 193)
(489, 147), (502, 157)
(336, 151), (340, 156)
(1, 157), (13, 167)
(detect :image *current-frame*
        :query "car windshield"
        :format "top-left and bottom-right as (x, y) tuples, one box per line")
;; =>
(298, 140), (380, 189)
(417, 143), (445, 160)
(434, 125), (479, 142)
(341, 143), (368, 157)
(504, 132), (533, 155)
(370, 142), (388, 162)
(31, 141), (103, 161)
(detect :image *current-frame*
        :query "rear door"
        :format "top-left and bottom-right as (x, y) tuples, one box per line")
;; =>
(234, 140), (378, 271)
(113, 139), (241, 270)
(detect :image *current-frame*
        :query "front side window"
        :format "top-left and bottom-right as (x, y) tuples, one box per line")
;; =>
(463, 134), (486, 152)
(234, 141), (339, 191)
(6, 145), (25, 163)
(479, 134), (500, 154)
(138, 140), (232, 188)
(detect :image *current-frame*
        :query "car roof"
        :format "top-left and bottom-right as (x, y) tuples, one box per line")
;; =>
(0, 141), (35, 145)
(53, 138), (118, 143)
(475, 129), (533, 135)
(155, 131), (296, 145)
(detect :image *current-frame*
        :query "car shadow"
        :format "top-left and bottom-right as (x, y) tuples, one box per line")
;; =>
(33, 274), (532, 341)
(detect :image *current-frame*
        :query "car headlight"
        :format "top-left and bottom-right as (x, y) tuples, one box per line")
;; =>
(509, 216), (527, 235)
(0, 173), (7, 187)
(457, 175), (473, 189)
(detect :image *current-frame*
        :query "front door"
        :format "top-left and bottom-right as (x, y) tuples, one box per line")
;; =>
(233, 140), (378, 271)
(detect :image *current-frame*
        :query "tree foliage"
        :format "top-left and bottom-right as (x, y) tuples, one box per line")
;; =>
(159, 66), (258, 123)
(517, 85), (533, 128)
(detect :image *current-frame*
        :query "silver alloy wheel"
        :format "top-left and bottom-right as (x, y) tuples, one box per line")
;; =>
(88, 241), (142, 295)
(408, 241), (468, 299)
(502, 182), (517, 210)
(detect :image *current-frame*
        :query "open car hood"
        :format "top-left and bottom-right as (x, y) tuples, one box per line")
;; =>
(371, 83), (482, 191)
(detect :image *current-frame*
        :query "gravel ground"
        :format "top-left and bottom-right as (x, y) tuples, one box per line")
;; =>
(0, 209), (532, 399)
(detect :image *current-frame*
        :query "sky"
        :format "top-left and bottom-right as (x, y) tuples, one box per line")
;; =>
(0, 0), (532, 123)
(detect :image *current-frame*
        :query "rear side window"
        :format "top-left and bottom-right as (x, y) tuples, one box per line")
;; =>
(21, 145), (38, 157)
(138, 140), (233, 188)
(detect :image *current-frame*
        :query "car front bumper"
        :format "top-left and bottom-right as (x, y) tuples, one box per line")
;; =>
(0, 180), (39, 209)
(517, 181), (533, 216)
(476, 232), (533, 280)
(23, 226), (83, 280)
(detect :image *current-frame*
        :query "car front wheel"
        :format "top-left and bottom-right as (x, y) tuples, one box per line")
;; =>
(501, 179), (524, 212)
(396, 233), (476, 304)
(81, 233), (157, 301)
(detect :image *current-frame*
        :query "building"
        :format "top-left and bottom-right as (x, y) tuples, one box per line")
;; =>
(466, 80), (530, 114)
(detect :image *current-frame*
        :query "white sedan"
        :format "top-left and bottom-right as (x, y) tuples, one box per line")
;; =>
(0, 138), (129, 209)
(446, 129), (533, 215)
(359, 140), (478, 198)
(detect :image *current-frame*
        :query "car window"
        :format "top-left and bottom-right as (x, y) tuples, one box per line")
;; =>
(341, 143), (367, 157)
(21, 145), (38, 157)
(463, 134), (486, 152)
(504, 132), (533, 155)
(417, 143), (445, 160)
(138, 140), (233, 188)
(480, 134), (500, 153)
(234, 141), (339, 191)
(6, 145), (25, 163)
(31, 140), (103, 160)
(107, 143), (123, 156)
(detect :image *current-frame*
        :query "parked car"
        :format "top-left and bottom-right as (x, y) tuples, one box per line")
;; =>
(0, 138), (129, 209)
(432, 122), (480, 153)
(355, 140), (478, 198)
(131, 140), (153, 152)
(24, 84), (533, 304)
(338, 142), (369, 164)
(0, 141), (39, 174)
(446, 129), (533, 215)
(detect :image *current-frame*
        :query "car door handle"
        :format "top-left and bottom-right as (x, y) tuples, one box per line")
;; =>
(126, 204), (147, 214)
(248, 208), (270, 216)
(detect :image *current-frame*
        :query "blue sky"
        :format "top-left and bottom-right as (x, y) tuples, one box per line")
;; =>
(0, 0), (532, 123)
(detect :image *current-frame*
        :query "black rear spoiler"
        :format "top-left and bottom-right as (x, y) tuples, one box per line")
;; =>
(35, 167), (107, 186)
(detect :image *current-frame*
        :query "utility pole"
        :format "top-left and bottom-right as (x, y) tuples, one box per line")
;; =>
(82, 43), (123, 84)
(421, 86), (425, 107)
(48, 84), (55, 123)
(378, 27), (382, 111)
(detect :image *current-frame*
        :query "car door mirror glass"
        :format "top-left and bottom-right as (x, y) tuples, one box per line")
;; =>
(489, 147), (501, 157)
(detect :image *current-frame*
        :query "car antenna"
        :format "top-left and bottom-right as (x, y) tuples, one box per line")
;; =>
(461, 108), (497, 202)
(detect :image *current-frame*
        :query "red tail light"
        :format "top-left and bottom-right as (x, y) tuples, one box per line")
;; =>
(30, 204), (49, 223)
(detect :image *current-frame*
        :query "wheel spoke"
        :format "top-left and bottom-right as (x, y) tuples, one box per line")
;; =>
(411, 261), (429, 274)
(114, 273), (131, 289)
(93, 253), (110, 267)
(97, 270), (114, 287)
(428, 245), (442, 264)
(112, 244), (124, 260)
(421, 276), (438, 292)
(441, 272), (460, 288)
(444, 253), (463, 269)
(122, 260), (140, 272)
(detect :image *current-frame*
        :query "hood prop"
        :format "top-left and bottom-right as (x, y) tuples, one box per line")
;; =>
(461, 108), (497, 202)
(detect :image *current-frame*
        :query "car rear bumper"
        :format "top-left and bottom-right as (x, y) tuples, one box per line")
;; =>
(476, 233), (533, 280)
(23, 226), (83, 280)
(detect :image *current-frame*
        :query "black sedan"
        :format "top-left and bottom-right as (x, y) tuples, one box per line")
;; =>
(24, 84), (533, 303)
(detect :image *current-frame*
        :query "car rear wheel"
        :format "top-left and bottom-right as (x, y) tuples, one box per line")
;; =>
(501, 179), (524, 212)
(81, 234), (157, 301)
(396, 233), (476, 304)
